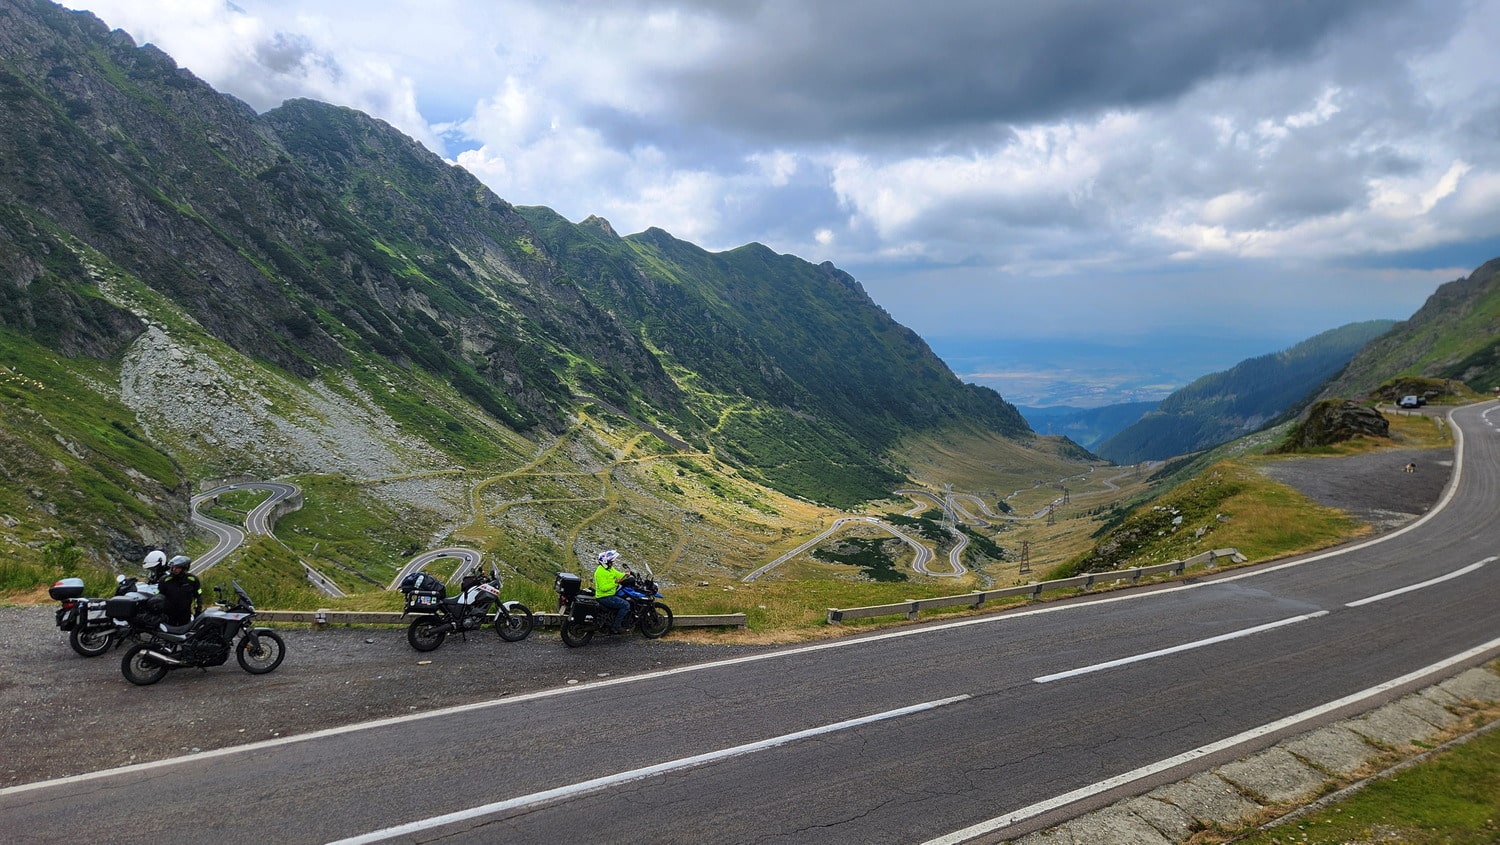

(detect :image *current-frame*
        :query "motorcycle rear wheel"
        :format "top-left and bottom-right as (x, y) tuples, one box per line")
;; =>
(407, 616), (447, 652)
(70, 626), (114, 657)
(639, 601), (673, 639)
(237, 630), (286, 674)
(559, 619), (594, 647)
(494, 603), (534, 642)
(121, 644), (169, 686)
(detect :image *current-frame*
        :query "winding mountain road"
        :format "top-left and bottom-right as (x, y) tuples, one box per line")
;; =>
(6, 403), (1497, 844)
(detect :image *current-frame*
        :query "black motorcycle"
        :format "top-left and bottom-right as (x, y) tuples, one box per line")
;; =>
(555, 565), (673, 647)
(118, 582), (285, 685)
(399, 568), (535, 652)
(50, 575), (159, 658)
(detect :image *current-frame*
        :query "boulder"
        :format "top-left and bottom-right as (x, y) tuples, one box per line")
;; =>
(1277, 399), (1389, 451)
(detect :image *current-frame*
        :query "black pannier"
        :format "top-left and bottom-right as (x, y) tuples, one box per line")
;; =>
(105, 593), (143, 620)
(404, 590), (443, 613)
(554, 572), (582, 599)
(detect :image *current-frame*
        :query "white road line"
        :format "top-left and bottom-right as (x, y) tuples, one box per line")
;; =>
(325, 695), (971, 845)
(924, 638), (1500, 845)
(1345, 557), (1493, 607)
(1033, 611), (1329, 683)
(3, 409), (1479, 799)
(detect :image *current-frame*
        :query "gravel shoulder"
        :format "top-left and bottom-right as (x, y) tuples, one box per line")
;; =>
(1254, 444), (1451, 533)
(0, 613), (769, 788)
(0, 435), (1458, 790)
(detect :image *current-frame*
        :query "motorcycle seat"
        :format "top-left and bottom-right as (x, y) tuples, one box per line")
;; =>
(161, 621), (194, 635)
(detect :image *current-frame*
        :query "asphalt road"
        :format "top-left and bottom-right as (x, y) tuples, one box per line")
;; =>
(4, 403), (1498, 844)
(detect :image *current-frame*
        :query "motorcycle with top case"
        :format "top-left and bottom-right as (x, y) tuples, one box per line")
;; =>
(50, 574), (159, 658)
(554, 563), (673, 647)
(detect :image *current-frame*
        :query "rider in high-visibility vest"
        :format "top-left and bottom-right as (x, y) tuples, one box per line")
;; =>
(593, 549), (631, 634)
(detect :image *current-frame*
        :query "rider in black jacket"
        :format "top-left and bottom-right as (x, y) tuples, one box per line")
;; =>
(157, 555), (203, 626)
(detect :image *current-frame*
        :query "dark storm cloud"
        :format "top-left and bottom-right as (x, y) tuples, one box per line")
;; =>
(656, 0), (1407, 140)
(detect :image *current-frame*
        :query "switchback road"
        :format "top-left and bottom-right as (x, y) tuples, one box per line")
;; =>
(5, 403), (1497, 845)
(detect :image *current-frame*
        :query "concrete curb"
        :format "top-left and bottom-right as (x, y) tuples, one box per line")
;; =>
(1006, 663), (1500, 844)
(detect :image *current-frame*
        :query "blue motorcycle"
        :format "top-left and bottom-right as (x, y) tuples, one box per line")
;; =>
(554, 564), (673, 647)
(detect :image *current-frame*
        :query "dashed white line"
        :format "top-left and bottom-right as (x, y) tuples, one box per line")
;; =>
(1033, 611), (1329, 684)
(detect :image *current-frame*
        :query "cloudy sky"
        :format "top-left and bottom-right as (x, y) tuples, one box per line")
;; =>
(62, 0), (1500, 406)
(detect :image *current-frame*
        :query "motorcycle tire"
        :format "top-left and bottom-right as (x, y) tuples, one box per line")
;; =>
(493, 603), (534, 642)
(639, 601), (673, 639)
(121, 644), (169, 686)
(407, 616), (447, 652)
(69, 626), (114, 658)
(559, 619), (594, 648)
(236, 629), (286, 674)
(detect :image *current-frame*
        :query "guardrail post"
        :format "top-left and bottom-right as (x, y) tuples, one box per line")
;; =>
(314, 609), (329, 629)
(1084, 575), (1095, 591)
(970, 590), (985, 609)
(905, 601), (919, 620)
(827, 608), (843, 624)
(1205, 549), (1217, 569)
(1030, 582), (1042, 600)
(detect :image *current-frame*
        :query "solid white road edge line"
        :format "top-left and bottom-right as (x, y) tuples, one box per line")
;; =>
(2, 411), (1478, 799)
(324, 694), (972, 845)
(922, 637), (1500, 845)
(1032, 611), (1330, 684)
(1345, 557), (1493, 607)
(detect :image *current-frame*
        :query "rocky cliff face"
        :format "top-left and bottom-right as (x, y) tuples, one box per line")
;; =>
(0, 0), (1039, 576)
(1320, 259), (1500, 401)
(1275, 399), (1390, 451)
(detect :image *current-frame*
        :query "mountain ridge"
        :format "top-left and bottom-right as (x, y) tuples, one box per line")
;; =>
(1094, 320), (1396, 464)
(0, 0), (1068, 586)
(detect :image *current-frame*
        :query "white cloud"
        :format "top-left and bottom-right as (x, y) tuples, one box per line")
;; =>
(58, 0), (1500, 403)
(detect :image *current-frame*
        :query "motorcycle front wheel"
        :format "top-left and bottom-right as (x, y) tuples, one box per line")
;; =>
(559, 619), (594, 648)
(121, 644), (169, 686)
(494, 603), (534, 642)
(236, 630), (286, 674)
(639, 601), (673, 638)
(407, 616), (447, 652)
(70, 626), (114, 657)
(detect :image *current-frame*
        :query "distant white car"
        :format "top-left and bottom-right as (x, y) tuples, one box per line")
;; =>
(1398, 395), (1421, 408)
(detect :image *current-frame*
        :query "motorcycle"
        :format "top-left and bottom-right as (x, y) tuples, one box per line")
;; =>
(50, 574), (160, 658)
(554, 564), (673, 647)
(399, 567), (535, 652)
(117, 581), (286, 686)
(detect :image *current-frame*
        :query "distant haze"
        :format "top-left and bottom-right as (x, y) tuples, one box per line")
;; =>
(931, 335), (1308, 408)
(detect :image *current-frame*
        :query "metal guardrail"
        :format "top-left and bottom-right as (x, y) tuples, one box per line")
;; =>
(257, 609), (748, 629)
(825, 548), (1245, 624)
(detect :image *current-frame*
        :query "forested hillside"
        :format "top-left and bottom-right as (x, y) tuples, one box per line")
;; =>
(1319, 259), (1500, 401)
(1095, 321), (1394, 464)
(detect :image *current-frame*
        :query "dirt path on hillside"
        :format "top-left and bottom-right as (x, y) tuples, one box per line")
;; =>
(1, 440), (1457, 791)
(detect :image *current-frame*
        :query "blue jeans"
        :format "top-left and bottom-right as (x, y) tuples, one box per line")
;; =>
(599, 595), (629, 630)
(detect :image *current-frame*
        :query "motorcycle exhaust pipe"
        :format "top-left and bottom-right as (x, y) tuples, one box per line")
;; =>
(429, 622), (456, 635)
(144, 650), (186, 666)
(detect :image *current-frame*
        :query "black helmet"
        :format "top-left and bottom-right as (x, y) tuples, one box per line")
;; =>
(168, 554), (191, 571)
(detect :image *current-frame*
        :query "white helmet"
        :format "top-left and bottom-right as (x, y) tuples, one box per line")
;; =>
(597, 549), (620, 566)
(143, 550), (167, 570)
